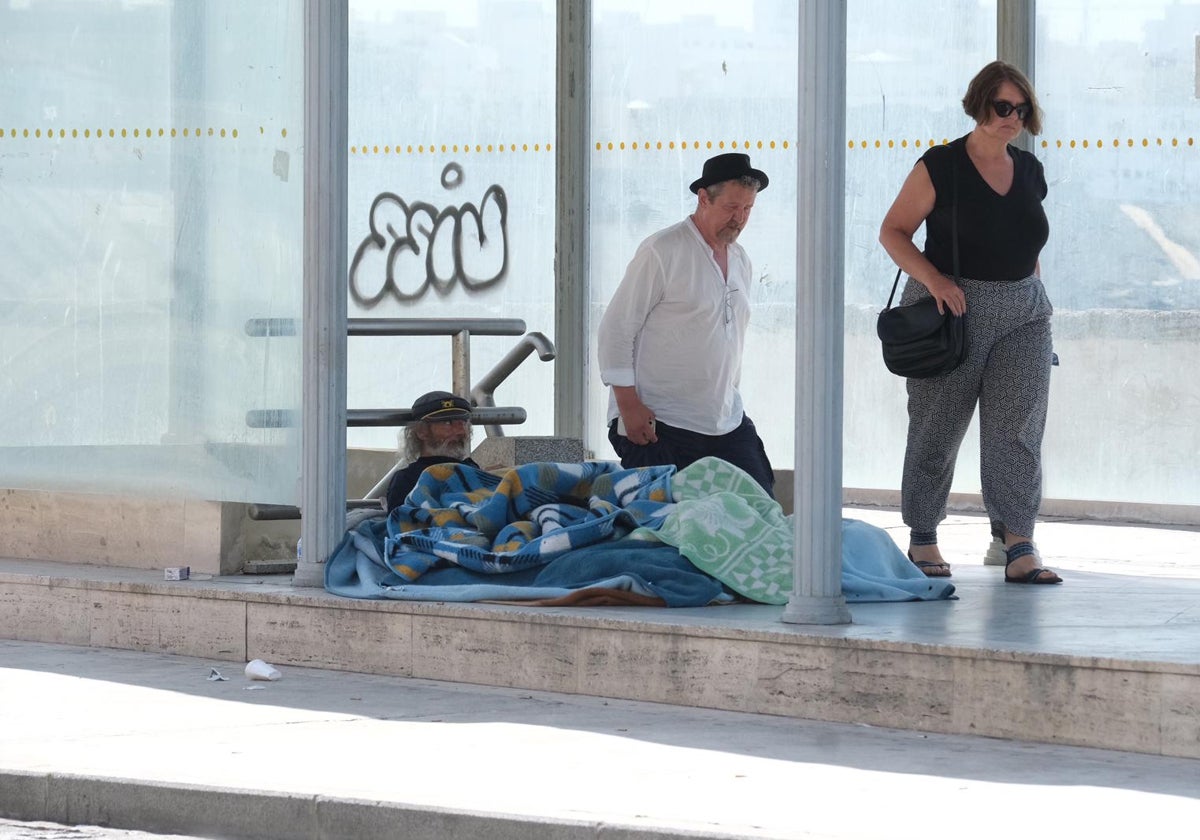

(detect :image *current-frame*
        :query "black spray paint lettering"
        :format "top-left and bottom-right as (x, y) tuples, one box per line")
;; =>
(349, 162), (509, 307)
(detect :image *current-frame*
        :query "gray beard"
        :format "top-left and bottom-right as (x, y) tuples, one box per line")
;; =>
(425, 438), (471, 461)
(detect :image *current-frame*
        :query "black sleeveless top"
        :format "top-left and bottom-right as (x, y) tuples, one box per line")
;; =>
(920, 135), (1049, 282)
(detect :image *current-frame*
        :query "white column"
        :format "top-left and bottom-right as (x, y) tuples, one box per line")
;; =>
(997, 0), (1036, 79)
(998, 0), (1036, 154)
(554, 0), (590, 441)
(294, 0), (348, 587)
(782, 0), (852, 625)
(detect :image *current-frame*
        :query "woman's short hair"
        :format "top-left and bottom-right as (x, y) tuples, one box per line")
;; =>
(962, 60), (1043, 136)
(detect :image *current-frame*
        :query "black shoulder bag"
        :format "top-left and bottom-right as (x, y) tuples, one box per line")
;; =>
(876, 157), (967, 379)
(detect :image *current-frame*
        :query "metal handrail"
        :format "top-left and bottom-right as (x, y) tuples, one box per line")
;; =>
(348, 317), (526, 397)
(246, 406), (528, 429)
(247, 316), (529, 397)
(242, 316), (556, 521)
(470, 332), (556, 437)
(248, 500), (381, 521)
(346, 317), (526, 337)
(348, 406), (526, 428)
(244, 317), (527, 337)
(244, 316), (537, 428)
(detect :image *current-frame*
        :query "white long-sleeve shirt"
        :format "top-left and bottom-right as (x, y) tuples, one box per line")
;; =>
(597, 216), (752, 436)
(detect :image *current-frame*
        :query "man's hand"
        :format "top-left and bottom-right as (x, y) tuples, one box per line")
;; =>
(621, 410), (658, 446)
(613, 386), (658, 446)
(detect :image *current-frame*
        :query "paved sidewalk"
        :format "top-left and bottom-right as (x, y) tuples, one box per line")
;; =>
(2, 639), (1198, 840)
(0, 817), (204, 839)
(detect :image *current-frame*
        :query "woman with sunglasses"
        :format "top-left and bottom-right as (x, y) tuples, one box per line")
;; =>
(878, 60), (1062, 585)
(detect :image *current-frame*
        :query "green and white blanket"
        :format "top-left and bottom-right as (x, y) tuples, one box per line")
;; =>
(651, 457), (955, 604)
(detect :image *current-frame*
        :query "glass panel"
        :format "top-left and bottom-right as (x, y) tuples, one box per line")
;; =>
(1036, 0), (1200, 505)
(588, 1), (800, 466)
(0, 1), (304, 503)
(346, 1), (557, 452)
(843, 0), (996, 495)
(589, 1), (995, 478)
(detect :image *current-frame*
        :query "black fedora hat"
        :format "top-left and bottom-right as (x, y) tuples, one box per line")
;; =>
(689, 152), (769, 194)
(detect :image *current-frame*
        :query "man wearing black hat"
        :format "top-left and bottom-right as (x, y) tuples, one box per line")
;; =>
(597, 152), (775, 497)
(384, 390), (478, 510)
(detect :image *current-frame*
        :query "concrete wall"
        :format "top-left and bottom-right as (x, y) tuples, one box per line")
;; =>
(0, 449), (400, 576)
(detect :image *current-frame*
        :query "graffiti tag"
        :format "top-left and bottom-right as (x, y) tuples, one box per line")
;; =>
(349, 162), (509, 307)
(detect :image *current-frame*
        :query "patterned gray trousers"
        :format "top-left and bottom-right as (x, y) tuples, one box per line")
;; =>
(899, 274), (1054, 540)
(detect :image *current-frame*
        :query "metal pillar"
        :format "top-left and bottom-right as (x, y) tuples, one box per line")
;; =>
(782, 0), (852, 625)
(998, 0), (1036, 153)
(554, 0), (590, 442)
(294, 0), (348, 587)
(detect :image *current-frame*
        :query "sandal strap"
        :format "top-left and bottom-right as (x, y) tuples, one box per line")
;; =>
(1004, 541), (1036, 565)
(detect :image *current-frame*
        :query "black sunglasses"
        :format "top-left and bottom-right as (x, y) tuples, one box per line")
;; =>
(991, 99), (1032, 121)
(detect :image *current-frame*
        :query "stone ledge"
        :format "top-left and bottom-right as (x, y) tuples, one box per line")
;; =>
(2, 561), (1197, 759)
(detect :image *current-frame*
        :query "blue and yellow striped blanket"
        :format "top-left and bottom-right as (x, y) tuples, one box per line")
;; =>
(384, 459), (676, 580)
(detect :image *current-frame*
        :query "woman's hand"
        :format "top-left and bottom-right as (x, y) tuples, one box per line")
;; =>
(924, 275), (967, 317)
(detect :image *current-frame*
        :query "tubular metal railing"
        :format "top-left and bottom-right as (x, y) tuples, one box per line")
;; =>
(470, 331), (556, 437)
(243, 315), (555, 519)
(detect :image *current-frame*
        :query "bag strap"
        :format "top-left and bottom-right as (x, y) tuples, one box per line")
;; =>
(951, 150), (960, 282)
(885, 142), (962, 309)
(885, 267), (902, 309)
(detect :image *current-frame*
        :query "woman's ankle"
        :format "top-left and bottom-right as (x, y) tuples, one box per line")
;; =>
(1004, 540), (1037, 564)
(908, 543), (944, 562)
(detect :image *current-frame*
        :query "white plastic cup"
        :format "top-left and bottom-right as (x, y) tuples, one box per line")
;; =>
(245, 658), (282, 681)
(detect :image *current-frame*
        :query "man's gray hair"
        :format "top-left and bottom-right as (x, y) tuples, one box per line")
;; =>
(400, 423), (424, 464)
(704, 175), (762, 200)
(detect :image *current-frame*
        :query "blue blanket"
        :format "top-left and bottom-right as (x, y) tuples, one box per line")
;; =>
(327, 527), (727, 607)
(324, 458), (955, 605)
(384, 460), (676, 579)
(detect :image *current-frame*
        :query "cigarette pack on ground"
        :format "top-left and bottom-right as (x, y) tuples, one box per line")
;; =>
(164, 566), (190, 581)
